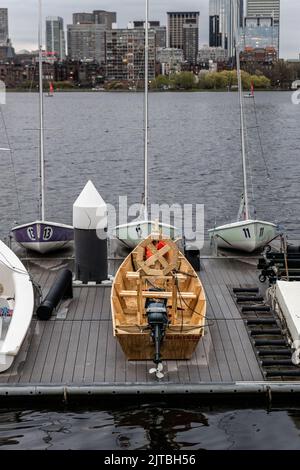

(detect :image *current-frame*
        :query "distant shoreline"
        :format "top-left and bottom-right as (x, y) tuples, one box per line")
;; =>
(5, 88), (291, 93)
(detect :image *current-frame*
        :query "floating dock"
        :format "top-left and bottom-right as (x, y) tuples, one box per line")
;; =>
(1, 242), (300, 402)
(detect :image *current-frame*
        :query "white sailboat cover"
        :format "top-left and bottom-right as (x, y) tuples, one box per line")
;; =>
(0, 240), (34, 371)
(276, 281), (300, 344)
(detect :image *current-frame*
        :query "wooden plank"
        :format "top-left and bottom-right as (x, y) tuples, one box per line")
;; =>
(74, 287), (89, 321)
(73, 321), (91, 382)
(83, 321), (100, 383)
(94, 320), (109, 382)
(92, 287), (104, 321)
(40, 321), (64, 383)
(67, 288), (82, 321)
(61, 321), (81, 382)
(51, 320), (73, 383)
(30, 321), (55, 383)
(104, 323), (117, 383)
(101, 287), (111, 320)
(114, 340), (126, 383)
(202, 328), (222, 382)
(194, 339), (212, 382)
(84, 288), (97, 320)
(17, 321), (46, 383)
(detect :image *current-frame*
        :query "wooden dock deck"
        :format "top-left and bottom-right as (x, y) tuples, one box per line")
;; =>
(1, 246), (299, 399)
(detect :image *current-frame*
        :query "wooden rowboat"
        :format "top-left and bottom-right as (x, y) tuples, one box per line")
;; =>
(111, 233), (206, 377)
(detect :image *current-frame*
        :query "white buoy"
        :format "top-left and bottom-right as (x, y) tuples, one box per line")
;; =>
(73, 180), (108, 283)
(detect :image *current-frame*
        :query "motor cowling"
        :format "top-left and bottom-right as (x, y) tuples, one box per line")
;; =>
(145, 298), (169, 366)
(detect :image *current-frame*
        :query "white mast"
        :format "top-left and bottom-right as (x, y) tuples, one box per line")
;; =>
(234, 2), (249, 220)
(144, 0), (149, 218)
(38, 0), (45, 221)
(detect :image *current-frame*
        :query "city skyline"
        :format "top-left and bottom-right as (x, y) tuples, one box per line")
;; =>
(3, 0), (300, 58)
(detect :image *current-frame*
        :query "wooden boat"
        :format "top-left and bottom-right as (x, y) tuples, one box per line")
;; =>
(0, 240), (34, 372)
(111, 233), (206, 377)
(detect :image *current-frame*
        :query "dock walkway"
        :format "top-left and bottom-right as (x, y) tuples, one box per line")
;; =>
(1, 248), (299, 399)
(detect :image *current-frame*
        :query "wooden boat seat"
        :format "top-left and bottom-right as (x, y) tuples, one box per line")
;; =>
(119, 290), (197, 300)
(125, 271), (187, 281)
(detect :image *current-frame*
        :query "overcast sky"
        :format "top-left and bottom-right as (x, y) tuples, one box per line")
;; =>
(6, 0), (300, 58)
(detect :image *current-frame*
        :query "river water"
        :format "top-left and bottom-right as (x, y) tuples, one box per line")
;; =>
(0, 92), (300, 450)
(0, 91), (299, 242)
(1, 404), (300, 450)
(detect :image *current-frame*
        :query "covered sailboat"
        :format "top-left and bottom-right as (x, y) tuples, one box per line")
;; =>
(111, 233), (206, 377)
(0, 240), (34, 372)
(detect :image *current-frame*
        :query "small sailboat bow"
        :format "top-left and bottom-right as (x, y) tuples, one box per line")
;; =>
(111, 233), (206, 377)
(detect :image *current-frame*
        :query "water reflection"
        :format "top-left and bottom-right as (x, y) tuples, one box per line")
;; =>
(111, 404), (209, 450)
(0, 405), (300, 450)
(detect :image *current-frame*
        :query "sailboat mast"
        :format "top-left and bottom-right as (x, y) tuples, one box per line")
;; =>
(144, 0), (149, 217)
(235, 11), (249, 220)
(38, 0), (45, 221)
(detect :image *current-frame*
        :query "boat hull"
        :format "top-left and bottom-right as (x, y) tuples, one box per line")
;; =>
(12, 221), (74, 254)
(208, 220), (277, 253)
(111, 235), (206, 362)
(0, 240), (34, 372)
(115, 220), (177, 249)
(116, 329), (203, 361)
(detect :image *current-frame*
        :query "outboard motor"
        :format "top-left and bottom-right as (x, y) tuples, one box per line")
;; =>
(146, 296), (169, 378)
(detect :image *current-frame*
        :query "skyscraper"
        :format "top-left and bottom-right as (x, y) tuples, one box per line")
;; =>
(247, 0), (280, 22)
(133, 21), (167, 48)
(72, 10), (116, 28)
(0, 8), (8, 45)
(167, 12), (200, 64)
(67, 24), (106, 63)
(46, 17), (66, 60)
(209, 0), (243, 59)
(246, 0), (280, 52)
(68, 10), (116, 63)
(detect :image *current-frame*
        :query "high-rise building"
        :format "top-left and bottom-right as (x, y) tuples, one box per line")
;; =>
(247, 0), (280, 21)
(67, 24), (106, 63)
(133, 21), (167, 48)
(246, 0), (280, 52)
(0, 8), (9, 45)
(73, 13), (93, 25)
(167, 12), (200, 64)
(46, 17), (66, 60)
(68, 10), (116, 63)
(93, 10), (117, 29)
(73, 10), (116, 28)
(209, 0), (244, 59)
(106, 28), (156, 81)
(243, 16), (278, 51)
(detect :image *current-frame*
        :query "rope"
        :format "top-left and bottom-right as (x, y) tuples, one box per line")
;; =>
(253, 97), (271, 179)
(243, 101), (256, 216)
(0, 106), (22, 220)
(172, 271), (215, 328)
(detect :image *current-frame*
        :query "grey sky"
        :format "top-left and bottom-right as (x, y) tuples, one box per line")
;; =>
(7, 0), (300, 58)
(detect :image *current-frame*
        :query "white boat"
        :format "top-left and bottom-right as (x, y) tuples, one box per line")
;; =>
(116, 220), (177, 250)
(269, 281), (300, 363)
(114, 0), (176, 248)
(209, 219), (277, 253)
(0, 240), (34, 372)
(208, 17), (277, 253)
(11, 0), (73, 254)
